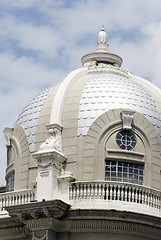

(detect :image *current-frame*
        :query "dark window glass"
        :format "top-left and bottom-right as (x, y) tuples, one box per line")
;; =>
(105, 160), (144, 185)
(7, 146), (12, 165)
(6, 172), (15, 192)
(116, 130), (136, 150)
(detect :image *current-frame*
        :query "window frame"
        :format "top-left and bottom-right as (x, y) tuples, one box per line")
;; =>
(105, 159), (144, 185)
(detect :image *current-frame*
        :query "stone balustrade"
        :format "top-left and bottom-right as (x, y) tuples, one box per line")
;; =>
(69, 181), (161, 210)
(0, 182), (161, 217)
(0, 189), (36, 211)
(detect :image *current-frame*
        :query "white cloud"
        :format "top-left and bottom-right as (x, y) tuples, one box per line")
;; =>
(0, 14), (64, 59)
(0, 0), (48, 9)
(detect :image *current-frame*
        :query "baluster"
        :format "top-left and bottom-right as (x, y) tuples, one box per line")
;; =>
(148, 192), (151, 207)
(20, 193), (24, 204)
(117, 185), (120, 201)
(144, 190), (147, 205)
(142, 190), (145, 205)
(5, 196), (8, 207)
(8, 195), (11, 206)
(156, 194), (159, 209)
(2, 197), (4, 210)
(73, 184), (76, 199)
(113, 184), (116, 200)
(150, 192), (152, 207)
(124, 186), (127, 202)
(80, 184), (83, 199)
(30, 191), (34, 202)
(91, 184), (94, 199)
(107, 184), (110, 200)
(11, 195), (13, 205)
(101, 183), (103, 199)
(94, 183), (98, 199)
(27, 192), (30, 203)
(29, 192), (32, 202)
(102, 184), (105, 200)
(1, 197), (4, 210)
(21, 193), (24, 204)
(3, 197), (6, 210)
(138, 189), (141, 204)
(69, 185), (72, 200)
(135, 188), (138, 203)
(15, 194), (18, 205)
(152, 192), (154, 207)
(155, 193), (158, 209)
(147, 191), (150, 206)
(129, 186), (132, 202)
(84, 184), (87, 199)
(153, 193), (156, 208)
(132, 187), (135, 203)
(151, 192), (153, 207)
(121, 186), (124, 201)
(76, 183), (80, 199)
(110, 185), (113, 201)
(87, 184), (90, 199)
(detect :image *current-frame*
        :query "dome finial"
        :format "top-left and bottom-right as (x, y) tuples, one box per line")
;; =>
(96, 26), (108, 52)
(101, 25), (105, 31)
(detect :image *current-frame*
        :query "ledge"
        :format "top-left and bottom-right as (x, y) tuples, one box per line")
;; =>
(32, 149), (67, 163)
(5, 199), (70, 221)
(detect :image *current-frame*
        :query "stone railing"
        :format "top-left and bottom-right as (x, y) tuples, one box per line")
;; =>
(0, 189), (36, 211)
(69, 181), (161, 210)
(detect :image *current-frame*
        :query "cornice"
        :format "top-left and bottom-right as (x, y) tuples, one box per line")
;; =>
(5, 200), (70, 223)
(58, 218), (161, 240)
(1, 204), (161, 240)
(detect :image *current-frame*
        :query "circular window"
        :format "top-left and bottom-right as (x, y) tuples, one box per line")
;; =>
(116, 130), (136, 150)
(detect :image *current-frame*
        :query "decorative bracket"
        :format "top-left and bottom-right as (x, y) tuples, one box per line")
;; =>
(121, 111), (135, 130)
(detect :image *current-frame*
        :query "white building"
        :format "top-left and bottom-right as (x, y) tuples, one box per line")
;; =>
(0, 27), (161, 240)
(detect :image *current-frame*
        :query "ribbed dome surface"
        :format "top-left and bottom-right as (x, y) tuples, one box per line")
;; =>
(78, 73), (161, 146)
(16, 85), (55, 152)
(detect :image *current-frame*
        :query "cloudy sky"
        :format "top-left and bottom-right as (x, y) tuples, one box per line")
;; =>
(1, 0), (161, 185)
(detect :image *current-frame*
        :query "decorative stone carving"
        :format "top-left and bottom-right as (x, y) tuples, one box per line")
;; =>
(84, 61), (129, 77)
(32, 230), (48, 240)
(15, 213), (26, 221)
(42, 208), (52, 217)
(121, 111), (135, 130)
(30, 210), (39, 219)
(39, 124), (63, 153)
(37, 159), (63, 178)
(3, 127), (13, 146)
